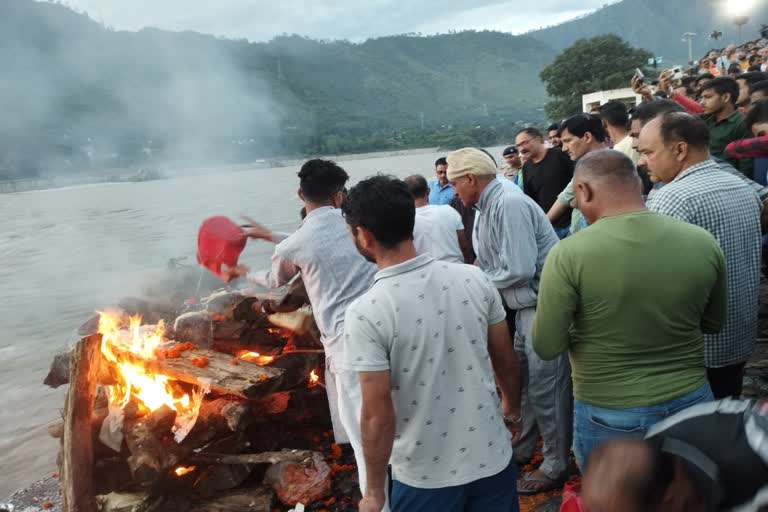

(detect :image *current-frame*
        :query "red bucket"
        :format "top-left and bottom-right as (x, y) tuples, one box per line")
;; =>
(196, 216), (247, 279)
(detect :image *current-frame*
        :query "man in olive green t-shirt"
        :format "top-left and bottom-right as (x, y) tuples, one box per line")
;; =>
(532, 150), (727, 471)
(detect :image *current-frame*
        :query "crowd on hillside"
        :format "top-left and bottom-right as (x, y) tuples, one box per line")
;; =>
(228, 37), (768, 512)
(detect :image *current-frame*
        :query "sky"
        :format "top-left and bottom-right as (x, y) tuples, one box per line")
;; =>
(51, 0), (616, 42)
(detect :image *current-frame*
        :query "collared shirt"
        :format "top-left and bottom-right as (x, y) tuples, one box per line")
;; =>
(413, 205), (464, 264)
(428, 180), (455, 205)
(702, 109), (754, 178)
(533, 211), (726, 409)
(474, 179), (558, 309)
(647, 159), (761, 367)
(341, 254), (511, 489)
(247, 206), (377, 364)
(612, 135), (641, 165)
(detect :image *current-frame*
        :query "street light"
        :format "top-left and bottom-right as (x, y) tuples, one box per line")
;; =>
(724, 0), (754, 41)
(682, 32), (697, 65)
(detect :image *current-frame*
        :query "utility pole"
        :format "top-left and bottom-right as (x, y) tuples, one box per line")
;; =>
(419, 112), (425, 130)
(734, 16), (749, 41)
(682, 32), (696, 65)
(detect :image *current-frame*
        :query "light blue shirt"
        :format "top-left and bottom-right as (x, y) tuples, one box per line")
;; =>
(428, 180), (454, 205)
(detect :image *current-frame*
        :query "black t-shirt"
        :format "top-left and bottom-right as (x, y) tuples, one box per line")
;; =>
(646, 399), (768, 511)
(522, 148), (574, 229)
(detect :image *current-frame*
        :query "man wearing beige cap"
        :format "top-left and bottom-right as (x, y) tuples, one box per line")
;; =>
(448, 147), (572, 495)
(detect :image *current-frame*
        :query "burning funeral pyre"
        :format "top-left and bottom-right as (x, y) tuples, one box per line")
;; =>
(44, 278), (359, 512)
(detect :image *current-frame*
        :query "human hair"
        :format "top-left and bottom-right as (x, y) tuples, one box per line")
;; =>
(574, 149), (639, 187)
(727, 63), (743, 76)
(341, 175), (415, 249)
(517, 126), (544, 139)
(547, 122), (560, 132)
(404, 174), (429, 199)
(298, 159), (349, 203)
(694, 73), (715, 88)
(658, 112), (710, 150)
(701, 76), (740, 105)
(745, 99), (768, 131)
(559, 113), (607, 142)
(737, 71), (768, 86)
(435, 157), (447, 167)
(598, 101), (630, 129)
(631, 100), (684, 127)
(750, 79), (768, 96)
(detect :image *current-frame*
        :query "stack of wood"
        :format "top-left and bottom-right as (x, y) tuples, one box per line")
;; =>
(43, 281), (351, 512)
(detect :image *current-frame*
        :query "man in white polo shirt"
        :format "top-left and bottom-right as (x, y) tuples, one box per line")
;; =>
(341, 175), (523, 512)
(405, 174), (469, 264)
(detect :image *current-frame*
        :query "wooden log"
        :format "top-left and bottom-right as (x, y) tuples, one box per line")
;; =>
(124, 406), (180, 487)
(188, 485), (274, 512)
(106, 343), (285, 399)
(44, 349), (116, 389)
(61, 333), (102, 512)
(189, 449), (316, 466)
(249, 387), (331, 425)
(265, 350), (324, 391)
(181, 398), (251, 449)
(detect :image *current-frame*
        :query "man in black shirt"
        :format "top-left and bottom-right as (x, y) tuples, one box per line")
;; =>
(516, 127), (574, 239)
(582, 399), (768, 512)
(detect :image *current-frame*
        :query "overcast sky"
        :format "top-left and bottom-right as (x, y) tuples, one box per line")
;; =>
(52, 0), (615, 42)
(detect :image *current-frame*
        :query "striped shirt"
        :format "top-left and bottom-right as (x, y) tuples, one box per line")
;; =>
(647, 159), (761, 367)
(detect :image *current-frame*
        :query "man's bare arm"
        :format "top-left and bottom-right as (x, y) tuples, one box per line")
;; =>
(487, 320), (522, 439)
(546, 199), (569, 224)
(358, 370), (395, 508)
(456, 229), (472, 264)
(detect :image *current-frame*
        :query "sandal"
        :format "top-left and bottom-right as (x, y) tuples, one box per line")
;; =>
(516, 470), (565, 495)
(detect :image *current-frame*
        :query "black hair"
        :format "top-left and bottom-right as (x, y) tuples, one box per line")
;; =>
(658, 112), (710, 150)
(631, 99), (685, 127)
(517, 126), (543, 139)
(547, 122), (560, 132)
(701, 76), (740, 105)
(341, 175), (415, 249)
(750, 80), (768, 96)
(435, 157), (448, 167)
(298, 159), (349, 203)
(694, 73), (715, 87)
(727, 63), (743, 76)
(737, 71), (768, 86)
(559, 113), (607, 142)
(598, 101), (630, 128)
(404, 174), (429, 199)
(745, 99), (768, 131)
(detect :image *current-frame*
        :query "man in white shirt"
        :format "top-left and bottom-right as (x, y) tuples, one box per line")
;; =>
(599, 101), (640, 165)
(227, 159), (378, 503)
(341, 175), (523, 512)
(404, 174), (469, 264)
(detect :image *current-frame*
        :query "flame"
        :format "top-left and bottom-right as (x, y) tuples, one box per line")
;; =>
(174, 465), (197, 477)
(97, 311), (204, 418)
(309, 369), (320, 387)
(238, 351), (275, 365)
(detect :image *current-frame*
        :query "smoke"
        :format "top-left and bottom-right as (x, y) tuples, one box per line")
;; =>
(0, 0), (285, 180)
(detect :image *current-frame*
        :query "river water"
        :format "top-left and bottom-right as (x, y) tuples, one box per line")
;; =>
(0, 147), (505, 496)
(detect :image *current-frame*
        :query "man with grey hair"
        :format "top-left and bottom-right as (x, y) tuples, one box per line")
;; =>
(448, 147), (571, 494)
(533, 149), (726, 470)
(640, 112), (762, 400)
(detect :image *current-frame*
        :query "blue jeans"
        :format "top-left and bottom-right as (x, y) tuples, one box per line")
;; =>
(390, 459), (519, 512)
(573, 383), (713, 470)
(554, 226), (570, 239)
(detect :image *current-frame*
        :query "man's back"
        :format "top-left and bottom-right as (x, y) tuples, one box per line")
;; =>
(413, 205), (464, 264)
(276, 206), (376, 354)
(343, 255), (511, 488)
(534, 211), (726, 408)
(648, 159), (761, 367)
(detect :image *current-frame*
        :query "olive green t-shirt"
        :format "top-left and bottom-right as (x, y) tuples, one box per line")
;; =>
(532, 211), (727, 409)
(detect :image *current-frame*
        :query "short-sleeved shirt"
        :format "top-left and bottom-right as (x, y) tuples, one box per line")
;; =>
(522, 147), (574, 229)
(428, 181), (455, 205)
(342, 254), (512, 489)
(413, 205), (464, 264)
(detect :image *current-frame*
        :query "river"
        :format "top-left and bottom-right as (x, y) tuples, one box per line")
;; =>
(0, 147), (506, 496)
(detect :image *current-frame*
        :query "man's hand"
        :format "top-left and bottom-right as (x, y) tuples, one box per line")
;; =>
(761, 198), (768, 234)
(240, 215), (274, 242)
(502, 403), (523, 443)
(631, 76), (653, 102)
(656, 70), (673, 95)
(221, 264), (249, 282)
(358, 494), (386, 512)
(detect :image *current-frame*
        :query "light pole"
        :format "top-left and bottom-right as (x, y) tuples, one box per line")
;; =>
(682, 32), (697, 65)
(734, 15), (749, 41)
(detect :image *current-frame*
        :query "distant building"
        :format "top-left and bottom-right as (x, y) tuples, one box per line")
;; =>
(582, 88), (643, 113)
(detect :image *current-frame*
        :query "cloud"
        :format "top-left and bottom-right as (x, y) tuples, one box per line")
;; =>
(52, 0), (613, 41)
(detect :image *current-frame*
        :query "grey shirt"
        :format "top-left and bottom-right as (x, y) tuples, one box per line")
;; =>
(474, 179), (558, 309)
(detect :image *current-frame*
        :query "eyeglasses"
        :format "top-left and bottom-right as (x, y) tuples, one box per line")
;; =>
(516, 138), (534, 147)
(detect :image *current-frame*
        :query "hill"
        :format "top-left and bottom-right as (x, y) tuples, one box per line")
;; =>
(529, 0), (768, 64)
(0, 0), (553, 178)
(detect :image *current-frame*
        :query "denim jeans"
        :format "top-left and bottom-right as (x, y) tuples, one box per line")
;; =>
(390, 459), (519, 512)
(573, 383), (713, 470)
(554, 226), (570, 240)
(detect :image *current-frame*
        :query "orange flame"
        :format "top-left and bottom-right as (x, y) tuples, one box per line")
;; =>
(238, 351), (275, 365)
(97, 311), (204, 416)
(309, 369), (320, 387)
(174, 465), (196, 477)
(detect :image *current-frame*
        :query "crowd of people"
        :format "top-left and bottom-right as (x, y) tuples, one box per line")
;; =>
(223, 38), (768, 512)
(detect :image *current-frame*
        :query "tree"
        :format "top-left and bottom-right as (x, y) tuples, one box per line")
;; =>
(540, 35), (652, 120)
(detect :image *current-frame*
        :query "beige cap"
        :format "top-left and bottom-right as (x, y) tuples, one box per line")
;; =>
(446, 148), (497, 181)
